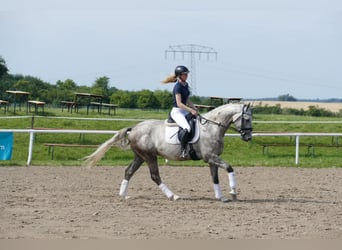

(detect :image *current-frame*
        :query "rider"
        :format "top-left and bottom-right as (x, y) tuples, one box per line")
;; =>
(162, 65), (198, 157)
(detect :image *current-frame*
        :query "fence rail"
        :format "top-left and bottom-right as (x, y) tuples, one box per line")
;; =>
(0, 129), (119, 166)
(1, 129), (342, 166)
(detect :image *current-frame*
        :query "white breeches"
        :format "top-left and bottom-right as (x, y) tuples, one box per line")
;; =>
(170, 107), (191, 132)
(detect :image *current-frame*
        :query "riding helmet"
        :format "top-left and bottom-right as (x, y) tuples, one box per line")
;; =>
(175, 65), (190, 76)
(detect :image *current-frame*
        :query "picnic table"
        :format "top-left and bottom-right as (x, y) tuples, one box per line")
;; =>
(209, 96), (242, 106)
(227, 97), (242, 103)
(0, 100), (9, 112)
(74, 92), (103, 115)
(28, 100), (45, 114)
(6, 90), (30, 114)
(210, 96), (224, 106)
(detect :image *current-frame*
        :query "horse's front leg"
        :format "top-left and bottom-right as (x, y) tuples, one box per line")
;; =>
(209, 164), (223, 201)
(207, 155), (237, 200)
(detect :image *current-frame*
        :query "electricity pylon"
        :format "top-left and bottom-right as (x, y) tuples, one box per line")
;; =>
(165, 44), (218, 95)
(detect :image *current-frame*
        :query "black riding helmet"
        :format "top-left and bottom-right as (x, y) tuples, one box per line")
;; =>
(175, 65), (190, 77)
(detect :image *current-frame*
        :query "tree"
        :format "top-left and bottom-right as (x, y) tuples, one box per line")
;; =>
(136, 89), (160, 109)
(92, 76), (110, 102)
(13, 76), (53, 102)
(55, 79), (77, 103)
(110, 90), (137, 108)
(0, 56), (9, 78)
(278, 94), (297, 101)
(154, 90), (173, 109)
(56, 79), (77, 90)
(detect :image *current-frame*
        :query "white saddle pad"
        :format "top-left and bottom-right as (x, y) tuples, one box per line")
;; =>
(164, 119), (200, 144)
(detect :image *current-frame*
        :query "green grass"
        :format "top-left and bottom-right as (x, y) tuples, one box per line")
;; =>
(1, 107), (342, 168)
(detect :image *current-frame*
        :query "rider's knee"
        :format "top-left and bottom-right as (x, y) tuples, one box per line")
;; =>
(184, 125), (191, 133)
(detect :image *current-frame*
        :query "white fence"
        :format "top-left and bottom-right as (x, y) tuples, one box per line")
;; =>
(252, 132), (342, 164)
(0, 129), (118, 166)
(0, 129), (342, 166)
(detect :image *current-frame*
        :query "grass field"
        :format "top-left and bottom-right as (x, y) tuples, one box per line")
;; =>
(1, 104), (342, 168)
(251, 100), (342, 112)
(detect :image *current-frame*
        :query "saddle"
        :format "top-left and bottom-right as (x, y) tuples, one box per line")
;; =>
(167, 113), (197, 142)
(165, 113), (200, 160)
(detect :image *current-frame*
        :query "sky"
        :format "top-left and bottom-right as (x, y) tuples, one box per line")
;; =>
(1, 0), (342, 100)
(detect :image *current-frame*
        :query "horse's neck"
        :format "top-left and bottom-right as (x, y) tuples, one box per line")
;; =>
(204, 104), (242, 127)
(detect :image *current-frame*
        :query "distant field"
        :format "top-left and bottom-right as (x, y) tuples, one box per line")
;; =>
(250, 100), (342, 112)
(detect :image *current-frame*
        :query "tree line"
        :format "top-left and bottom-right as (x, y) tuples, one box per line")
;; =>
(1, 56), (341, 116)
(0, 56), (180, 109)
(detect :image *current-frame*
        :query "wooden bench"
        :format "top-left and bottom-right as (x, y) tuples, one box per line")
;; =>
(306, 143), (342, 156)
(101, 103), (118, 115)
(90, 102), (102, 113)
(260, 143), (313, 155)
(28, 100), (45, 114)
(90, 102), (118, 115)
(44, 143), (99, 160)
(61, 101), (78, 113)
(260, 143), (342, 156)
(0, 100), (9, 112)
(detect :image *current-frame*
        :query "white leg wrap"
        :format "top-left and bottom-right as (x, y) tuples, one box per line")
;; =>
(213, 184), (222, 199)
(119, 179), (129, 197)
(159, 183), (174, 199)
(228, 172), (237, 194)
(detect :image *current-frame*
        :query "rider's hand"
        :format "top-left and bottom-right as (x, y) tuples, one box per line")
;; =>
(190, 108), (198, 116)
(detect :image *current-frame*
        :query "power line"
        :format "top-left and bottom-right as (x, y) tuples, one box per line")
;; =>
(165, 44), (217, 94)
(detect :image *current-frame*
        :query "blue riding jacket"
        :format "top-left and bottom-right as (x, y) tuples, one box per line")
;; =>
(173, 81), (190, 107)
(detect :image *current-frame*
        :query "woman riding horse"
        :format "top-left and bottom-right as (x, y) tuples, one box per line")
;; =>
(84, 102), (253, 202)
(162, 65), (198, 158)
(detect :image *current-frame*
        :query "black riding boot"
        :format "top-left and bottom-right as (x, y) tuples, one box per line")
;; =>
(179, 129), (190, 158)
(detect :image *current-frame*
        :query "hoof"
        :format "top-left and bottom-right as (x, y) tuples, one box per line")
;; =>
(219, 197), (230, 203)
(230, 194), (237, 201)
(120, 195), (131, 200)
(229, 189), (238, 201)
(172, 194), (180, 201)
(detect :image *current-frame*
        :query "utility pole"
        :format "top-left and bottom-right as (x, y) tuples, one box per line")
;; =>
(165, 44), (218, 95)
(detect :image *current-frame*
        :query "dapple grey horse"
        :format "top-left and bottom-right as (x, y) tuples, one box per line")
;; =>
(84, 103), (253, 202)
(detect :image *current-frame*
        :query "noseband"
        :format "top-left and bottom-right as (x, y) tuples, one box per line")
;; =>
(236, 104), (253, 136)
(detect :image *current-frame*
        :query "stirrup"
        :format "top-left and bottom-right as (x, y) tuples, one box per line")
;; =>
(180, 149), (187, 158)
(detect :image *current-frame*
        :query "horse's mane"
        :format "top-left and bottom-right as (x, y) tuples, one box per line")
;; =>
(204, 103), (243, 118)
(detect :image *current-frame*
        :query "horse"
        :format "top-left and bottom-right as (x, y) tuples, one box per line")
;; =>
(84, 103), (253, 202)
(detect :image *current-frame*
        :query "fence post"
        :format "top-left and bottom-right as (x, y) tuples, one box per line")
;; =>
(27, 130), (35, 166)
(295, 135), (300, 165)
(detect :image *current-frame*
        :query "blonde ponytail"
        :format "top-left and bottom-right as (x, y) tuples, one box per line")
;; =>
(161, 74), (177, 84)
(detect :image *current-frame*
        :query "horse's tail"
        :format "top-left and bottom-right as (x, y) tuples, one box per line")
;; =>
(83, 127), (131, 168)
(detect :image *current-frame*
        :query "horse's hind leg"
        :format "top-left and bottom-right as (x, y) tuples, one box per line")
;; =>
(146, 155), (180, 201)
(119, 153), (144, 199)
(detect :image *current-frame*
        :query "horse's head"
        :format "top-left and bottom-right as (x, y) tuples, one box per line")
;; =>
(232, 103), (253, 142)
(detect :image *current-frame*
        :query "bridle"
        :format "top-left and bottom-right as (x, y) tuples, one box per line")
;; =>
(235, 104), (253, 136)
(198, 104), (252, 135)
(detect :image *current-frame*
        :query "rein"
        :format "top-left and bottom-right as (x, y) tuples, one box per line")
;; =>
(198, 114), (230, 130)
